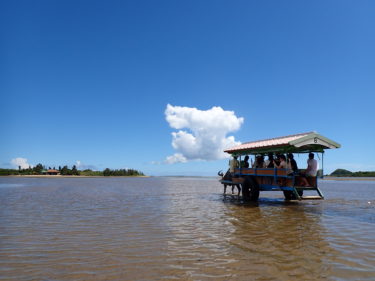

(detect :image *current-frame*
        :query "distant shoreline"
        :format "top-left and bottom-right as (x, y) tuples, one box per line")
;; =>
(3, 175), (150, 178)
(322, 176), (375, 181)
(2, 175), (375, 180)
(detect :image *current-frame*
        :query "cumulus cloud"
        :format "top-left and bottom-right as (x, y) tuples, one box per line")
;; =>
(11, 157), (33, 169)
(165, 104), (244, 163)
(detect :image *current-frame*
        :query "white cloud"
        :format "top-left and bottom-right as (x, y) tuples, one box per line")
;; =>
(11, 157), (33, 169)
(165, 153), (188, 164)
(165, 104), (244, 163)
(75, 160), (97, 170)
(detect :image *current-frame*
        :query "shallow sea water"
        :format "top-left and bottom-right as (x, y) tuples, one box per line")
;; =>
(0, 177), (374, 280)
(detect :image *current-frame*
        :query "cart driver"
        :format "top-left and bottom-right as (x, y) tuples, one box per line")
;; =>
(229, 156), (239, 175)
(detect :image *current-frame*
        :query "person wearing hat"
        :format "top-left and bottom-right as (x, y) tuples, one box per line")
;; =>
(228, 156), (240, 194)
(229, 156), (239, 175)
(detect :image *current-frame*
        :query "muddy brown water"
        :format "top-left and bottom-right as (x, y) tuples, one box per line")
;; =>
(0, 177), (374, 280)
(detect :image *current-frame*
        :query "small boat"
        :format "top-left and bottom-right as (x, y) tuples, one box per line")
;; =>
(219, 132), (341, 201)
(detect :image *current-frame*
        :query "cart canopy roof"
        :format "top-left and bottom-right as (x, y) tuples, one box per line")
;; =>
(224, 132), (341, 156)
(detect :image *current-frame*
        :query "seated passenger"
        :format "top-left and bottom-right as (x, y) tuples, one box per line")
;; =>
(306, 153), (318, 176)
(274, 154), (282, 166)
(241, 155), (250, 168)
(273, 154), (293, 186)
(251, 156), (256, 168)
(300, 153), (319, 186)
(274, 155), (293, 175)
(264, 153), (274, 168)
(264, 153), (275, 184)
(252, 155), (265, 168)
(287, 153), (298, 173)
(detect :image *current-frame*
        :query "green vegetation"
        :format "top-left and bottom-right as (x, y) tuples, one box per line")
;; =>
(81, 168), (145, 177)
(0, 166), (36, 176)
(102, 168), (144, 177)
(60, 165), (80, 175)
(330, 169), (353, 177)
(330, 169), (375, 177)
(351, 171), (375, 177)
(0, 164), (145, 177)
(80, 169), (103, 176)
(0, 169), (20, 176)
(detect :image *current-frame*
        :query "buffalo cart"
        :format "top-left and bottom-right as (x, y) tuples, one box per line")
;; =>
(220, 132), (340, 201)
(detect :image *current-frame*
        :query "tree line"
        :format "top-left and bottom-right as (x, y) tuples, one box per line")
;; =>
(80, 168), (145, 177)
(102, 168), (144, 176)
(0, 163), (145, 177)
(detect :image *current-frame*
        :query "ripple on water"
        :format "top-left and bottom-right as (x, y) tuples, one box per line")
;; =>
(0, 177), (374, 280)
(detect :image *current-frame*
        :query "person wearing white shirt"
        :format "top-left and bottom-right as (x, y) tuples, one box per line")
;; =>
(274, 154), (293, 175)
(306, 153), (318, 176)
(300, 153), (319, 186)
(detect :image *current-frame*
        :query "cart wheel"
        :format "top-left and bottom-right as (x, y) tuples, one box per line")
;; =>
(242, 177), (259, 201)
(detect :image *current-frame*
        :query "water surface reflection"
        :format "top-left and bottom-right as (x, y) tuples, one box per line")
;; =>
(0, 177), (374, 280)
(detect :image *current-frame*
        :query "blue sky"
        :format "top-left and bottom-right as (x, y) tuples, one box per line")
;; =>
(1, 0), (374, 176)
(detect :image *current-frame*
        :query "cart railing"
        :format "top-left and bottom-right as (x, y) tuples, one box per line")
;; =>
(233, 167), (318, 188)
(234, 168), (289, 177)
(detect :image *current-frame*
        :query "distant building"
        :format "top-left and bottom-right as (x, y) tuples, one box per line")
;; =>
(46, 169), (59, 175)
